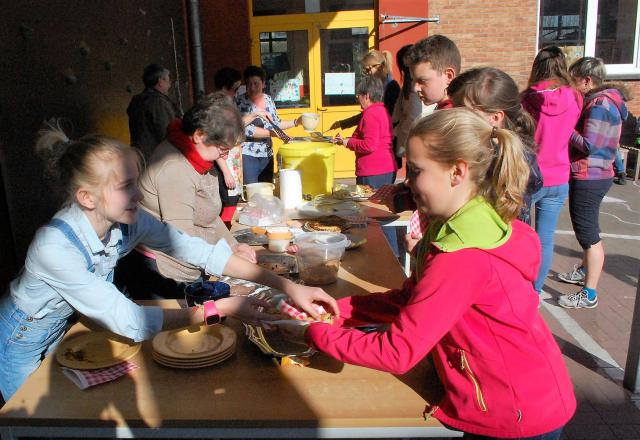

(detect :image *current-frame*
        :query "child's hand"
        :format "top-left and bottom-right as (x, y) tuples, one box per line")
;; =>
(404, 234), (420, 254)
(286, 243), (299, 254)
(331, 134), (344, 145)
(232, 243), (257, 263)
(284, 283), (339, 320)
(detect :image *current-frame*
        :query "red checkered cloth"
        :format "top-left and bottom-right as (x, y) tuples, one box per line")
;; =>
(409, 210), (429, 239)
(277, 299), (327, 321)
(61, 361), (139, 390)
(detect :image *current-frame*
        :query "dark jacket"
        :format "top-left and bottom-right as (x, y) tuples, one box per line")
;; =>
(127, 88), (178, 159)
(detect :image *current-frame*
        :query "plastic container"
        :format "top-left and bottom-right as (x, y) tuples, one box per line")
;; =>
(295, 232), (348, 285)
(267, 227), (293, 253)
(277, 141), (336, 197)
(244, 182), (274, 201)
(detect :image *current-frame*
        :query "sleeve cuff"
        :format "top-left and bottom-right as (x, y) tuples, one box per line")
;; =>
(137, 306), (164, 342)
(205, 239), (233, 276)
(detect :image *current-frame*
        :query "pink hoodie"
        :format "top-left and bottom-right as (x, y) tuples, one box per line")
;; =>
(522, 81), (582, 187)
(306, 220), (575, 438)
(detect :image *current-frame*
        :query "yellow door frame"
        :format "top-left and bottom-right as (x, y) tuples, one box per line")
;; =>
(248, 7), (375, 177)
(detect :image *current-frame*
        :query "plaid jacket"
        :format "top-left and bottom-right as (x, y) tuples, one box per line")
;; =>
(570, 87), (629, 180)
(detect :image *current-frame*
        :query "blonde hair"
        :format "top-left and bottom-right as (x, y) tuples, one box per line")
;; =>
(36, 120), (142, 207)
(408, 108), (530, 222)
(362, 49), (393, 78)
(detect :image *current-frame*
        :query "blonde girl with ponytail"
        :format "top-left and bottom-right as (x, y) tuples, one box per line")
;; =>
(276, 107), (576, 439)
(0, 122), (338, 401)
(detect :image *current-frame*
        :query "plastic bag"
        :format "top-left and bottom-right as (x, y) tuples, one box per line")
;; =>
(238, 194), (284, 226)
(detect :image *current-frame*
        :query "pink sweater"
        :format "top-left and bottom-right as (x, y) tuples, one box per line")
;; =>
(306, 220), (575, 437)
(347, 102), (397, 176)
(522, 81), (582, 187)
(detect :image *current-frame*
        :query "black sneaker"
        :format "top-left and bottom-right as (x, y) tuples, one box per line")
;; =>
(614, 172), (626, 185)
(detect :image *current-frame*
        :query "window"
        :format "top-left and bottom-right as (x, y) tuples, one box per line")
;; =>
(253, 0), (373, 16)
(539, 0), (640, 78)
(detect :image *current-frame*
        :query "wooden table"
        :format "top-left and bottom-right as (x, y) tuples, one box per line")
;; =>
(0, 223), (455, 439)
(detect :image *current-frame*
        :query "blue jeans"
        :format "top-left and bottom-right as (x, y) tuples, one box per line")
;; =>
(613, 148), (624, 174)
(462, 427), (563, 439)
(243, 155), (274, 184)
(531, 184), (569, 292)
(0, 294), (74, 400)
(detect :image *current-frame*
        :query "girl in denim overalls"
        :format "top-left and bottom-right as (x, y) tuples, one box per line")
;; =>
(0, 123), (337, 401)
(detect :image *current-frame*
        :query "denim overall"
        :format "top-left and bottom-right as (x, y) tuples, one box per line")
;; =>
(0, 220), (128, 400)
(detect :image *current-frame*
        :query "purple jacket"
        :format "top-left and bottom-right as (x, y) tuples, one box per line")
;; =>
(570, 87), (629, 180)
(522, 81), (583, 187)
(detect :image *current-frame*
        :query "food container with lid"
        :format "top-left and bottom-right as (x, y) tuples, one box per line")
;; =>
(295, 232), (349, 285)
(266, 227), (293, 253)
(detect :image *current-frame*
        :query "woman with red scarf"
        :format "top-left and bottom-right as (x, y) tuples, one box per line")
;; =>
(115, 94), (257, 299)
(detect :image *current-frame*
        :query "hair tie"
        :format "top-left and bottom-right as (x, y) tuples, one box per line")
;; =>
(491, 126), (499, 139)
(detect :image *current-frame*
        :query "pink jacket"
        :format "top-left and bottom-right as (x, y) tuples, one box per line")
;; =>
(347, 102), (397, 176)
(306, 220), (576, 438)
(522, 81), (582, 187)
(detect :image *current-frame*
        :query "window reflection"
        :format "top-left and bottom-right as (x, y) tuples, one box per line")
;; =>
(595, 0), (638, 64)
(539, 0), (587, 59)
(320, 27), (369, 107)
(260, 31), (310, 109)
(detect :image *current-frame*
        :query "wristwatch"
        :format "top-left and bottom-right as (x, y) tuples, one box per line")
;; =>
(203, 300), (222, 326)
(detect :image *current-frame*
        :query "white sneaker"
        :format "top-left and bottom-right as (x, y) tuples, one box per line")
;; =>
(558, 289), (598, 309)
(557, 265), (585, 285)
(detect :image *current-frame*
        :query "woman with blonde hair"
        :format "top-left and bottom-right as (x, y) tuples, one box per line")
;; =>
(331, 49), (401, 131)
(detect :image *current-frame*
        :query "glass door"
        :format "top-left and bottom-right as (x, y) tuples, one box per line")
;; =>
(250, 10), (375, 177)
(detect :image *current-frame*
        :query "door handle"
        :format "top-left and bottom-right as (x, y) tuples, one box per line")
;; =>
(317, 108), (328, 112)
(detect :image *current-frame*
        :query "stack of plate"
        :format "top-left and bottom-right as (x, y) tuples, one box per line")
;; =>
(151, 324), (236, 369)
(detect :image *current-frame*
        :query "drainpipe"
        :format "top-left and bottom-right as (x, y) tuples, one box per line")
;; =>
(187, 0), (205, 99)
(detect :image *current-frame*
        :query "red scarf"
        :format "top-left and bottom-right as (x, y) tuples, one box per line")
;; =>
(167, 119), (213, 174)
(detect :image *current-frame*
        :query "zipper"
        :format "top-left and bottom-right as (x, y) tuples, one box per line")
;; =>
(460, 350), (488, 412)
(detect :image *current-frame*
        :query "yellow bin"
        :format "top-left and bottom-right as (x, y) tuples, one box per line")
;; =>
(277, 141), (337, 197)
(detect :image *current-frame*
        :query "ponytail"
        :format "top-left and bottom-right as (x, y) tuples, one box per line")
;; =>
(483, 127), (529, 222)
(34, 119), (140, 207)
(409, 108), (530, 223)
(381, 50), (393, 77)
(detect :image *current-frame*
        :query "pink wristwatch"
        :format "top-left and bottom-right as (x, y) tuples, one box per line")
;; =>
(203, 300), (221, 326)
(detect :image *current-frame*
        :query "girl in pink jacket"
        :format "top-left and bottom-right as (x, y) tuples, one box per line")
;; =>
(521, 46), (583, 295)
(276, 108), (576, 439)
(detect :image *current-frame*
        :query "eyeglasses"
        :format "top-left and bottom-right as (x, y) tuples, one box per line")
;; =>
(364, 63), (381, 73)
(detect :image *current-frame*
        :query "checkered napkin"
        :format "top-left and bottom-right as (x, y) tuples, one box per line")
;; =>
(61, 361), (139, 390)
(369, 184), (397, 204)
(409, 210), (429, 239)
(277, 299), (327, 321)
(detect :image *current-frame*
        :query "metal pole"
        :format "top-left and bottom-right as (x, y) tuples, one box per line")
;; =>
(187, 0), (205, 99)
(623, 267), (640, 395)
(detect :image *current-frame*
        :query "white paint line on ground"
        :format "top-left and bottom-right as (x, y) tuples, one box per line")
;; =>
(556, 230), (640, 240)
(540, 291), (623, 381)
(603, 195), (627, 203)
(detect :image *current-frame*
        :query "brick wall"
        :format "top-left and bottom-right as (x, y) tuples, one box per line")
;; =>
(426, 0), (639, 133)
(427, 0), (539, 88)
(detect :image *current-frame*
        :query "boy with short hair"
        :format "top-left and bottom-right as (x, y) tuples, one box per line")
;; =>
(399, 35), (462, 250)
(404, 34), (461, 109)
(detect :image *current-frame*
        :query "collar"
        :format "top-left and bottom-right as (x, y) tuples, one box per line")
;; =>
(167, 119), (213, 174)
(414, 196), (511, 281)
(62, 204), (123, 254)
(427, 196), (511, 252)
(363, 102), (385, 113)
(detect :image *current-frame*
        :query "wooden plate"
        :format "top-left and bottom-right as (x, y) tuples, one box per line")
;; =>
(152, 343), (235, 363)
(152, 324), (236, 360)
(344, 232), (367, 250)
(152, 350), (235, 369)
(56, 332), (141, 370)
